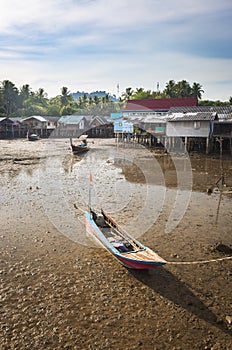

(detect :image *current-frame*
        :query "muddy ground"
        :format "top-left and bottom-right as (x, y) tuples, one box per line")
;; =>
(0, 138), (232, 350)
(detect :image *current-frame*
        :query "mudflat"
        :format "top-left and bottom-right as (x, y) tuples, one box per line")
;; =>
(1, 138), (232, 349)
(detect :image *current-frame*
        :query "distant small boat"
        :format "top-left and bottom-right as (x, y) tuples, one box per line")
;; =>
(85, 209), (166, 269)
(28, 134), (40, 141)
(70, 136), (89, 155)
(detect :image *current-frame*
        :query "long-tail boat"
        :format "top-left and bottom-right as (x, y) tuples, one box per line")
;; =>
(70, 136), (89, 155)
(85, 208), (166, 269)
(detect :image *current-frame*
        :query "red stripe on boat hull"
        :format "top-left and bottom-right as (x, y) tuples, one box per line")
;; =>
(114, 254), (165, 269)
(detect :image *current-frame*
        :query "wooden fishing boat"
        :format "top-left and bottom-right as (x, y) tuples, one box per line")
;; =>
(85, 209), (166, 269)
(28, 133), (40, 141)
(70, 136), (89, 155)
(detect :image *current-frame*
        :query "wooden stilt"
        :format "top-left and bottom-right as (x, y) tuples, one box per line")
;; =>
(206, 137), (209, 155)
(184, 137), (188, 152)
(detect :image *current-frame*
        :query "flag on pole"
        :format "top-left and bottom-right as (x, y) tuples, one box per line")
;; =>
(89, 171), (93, 214)
(90, 171), (93, 185)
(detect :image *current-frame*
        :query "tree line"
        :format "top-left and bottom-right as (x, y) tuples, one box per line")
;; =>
(0, 81), (119, 118)
(0, 79), (231, 118)
(120, 80), (204, 100)
(120, 80), (232, 105)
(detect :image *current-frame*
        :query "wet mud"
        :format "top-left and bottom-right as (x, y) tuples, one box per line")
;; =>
(0, 138), (232, 349)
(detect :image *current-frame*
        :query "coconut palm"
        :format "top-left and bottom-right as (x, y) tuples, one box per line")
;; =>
(164, 80), (176, 98)
(121, 87), (134, 101)
(175, 80), (192, 97)
(1, 80), (19, 115)
(61, 86), (70, 106)
(132, 88), (152, 99)
(191, 82), (204, 99)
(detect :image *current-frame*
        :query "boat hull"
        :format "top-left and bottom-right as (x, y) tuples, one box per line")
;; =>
(85, 212), (166, 269)
(28, 134), (40, 141)
(71, 145), (89, 155)
(113, 253), (165, 269)
(70, 137), (89, 155)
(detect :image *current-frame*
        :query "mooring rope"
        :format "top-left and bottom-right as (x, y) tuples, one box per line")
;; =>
(166, 256), (232, 265)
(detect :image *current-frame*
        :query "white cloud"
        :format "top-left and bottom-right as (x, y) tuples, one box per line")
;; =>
(1, 0), (231, 33)
(1, 49), (231, 101)
(0, 0), (231, 100)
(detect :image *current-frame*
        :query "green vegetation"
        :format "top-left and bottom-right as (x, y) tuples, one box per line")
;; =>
(0, 79), (231, 118)
(119, 80), (231, 105)
(120, 80), (205, 101)
(0, 80), (118, 117)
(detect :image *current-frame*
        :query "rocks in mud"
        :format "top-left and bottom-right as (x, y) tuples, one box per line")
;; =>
(212, 243), (232, 255)
(170, 253), (179, 259)
(225, 316), (232, 325)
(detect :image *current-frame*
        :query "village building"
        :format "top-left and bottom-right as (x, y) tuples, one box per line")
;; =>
(121, 97), (198, 117)
(113, 114), (166, 147)
(168, 106), (232, 154)
(53, 115), (113, 138)
(54, 115), (89, 138)
(130, 114), (166, 147)
(166, 112), (217, 154)
(114, 101), (232, 154)
(113, 97), (197, 147)
(0, 117), (24, 138)
(21, 115), (47, 137)
(43, 116), (60, 137)
(87, 116), (113, 138)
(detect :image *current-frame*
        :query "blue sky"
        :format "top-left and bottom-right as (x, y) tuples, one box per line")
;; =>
(0, 0), (231, 100)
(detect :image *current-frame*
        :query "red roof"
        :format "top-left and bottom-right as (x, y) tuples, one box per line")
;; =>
(122, 97), (198, 111)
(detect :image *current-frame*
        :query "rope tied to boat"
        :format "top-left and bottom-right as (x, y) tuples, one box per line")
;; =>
(166, 256), (232, 265)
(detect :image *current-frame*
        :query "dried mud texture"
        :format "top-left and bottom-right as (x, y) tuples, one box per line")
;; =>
(0, 138), (232, 350)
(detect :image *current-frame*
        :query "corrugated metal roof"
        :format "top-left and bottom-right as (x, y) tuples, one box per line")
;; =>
(90, 116), (109, 125)
(58, 115), (85, 124)
(167, 112), (217, 122)
(141, 115), (166, 123)
(122, 97), (197, 111)
(21, 115), (47, 122)
(168, 105), (232, 115)
(43, 116), (60, 122)
(58, 115), (112, 126)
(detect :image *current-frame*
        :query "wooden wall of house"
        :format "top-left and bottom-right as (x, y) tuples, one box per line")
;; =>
(166, 121), (210, 137)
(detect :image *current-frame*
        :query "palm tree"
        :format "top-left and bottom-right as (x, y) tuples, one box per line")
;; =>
(94, 95), (100, 105)
(37, 88), (45, 98)
(61, 86), (70, 106)
(88, 96), (93, 106)
(1, 80), (19, 115)
(20, 84), (31, 99)
(61, 86), (69, 96)
(105, 93), (110, 103)
(164, 80), (176, 98)
(121, 87), (134, 101)
(176, 80), (192, 97)
(191, 82), (204, 99)
(18, 84), (32, 110)
(132, 88), (152, 99)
